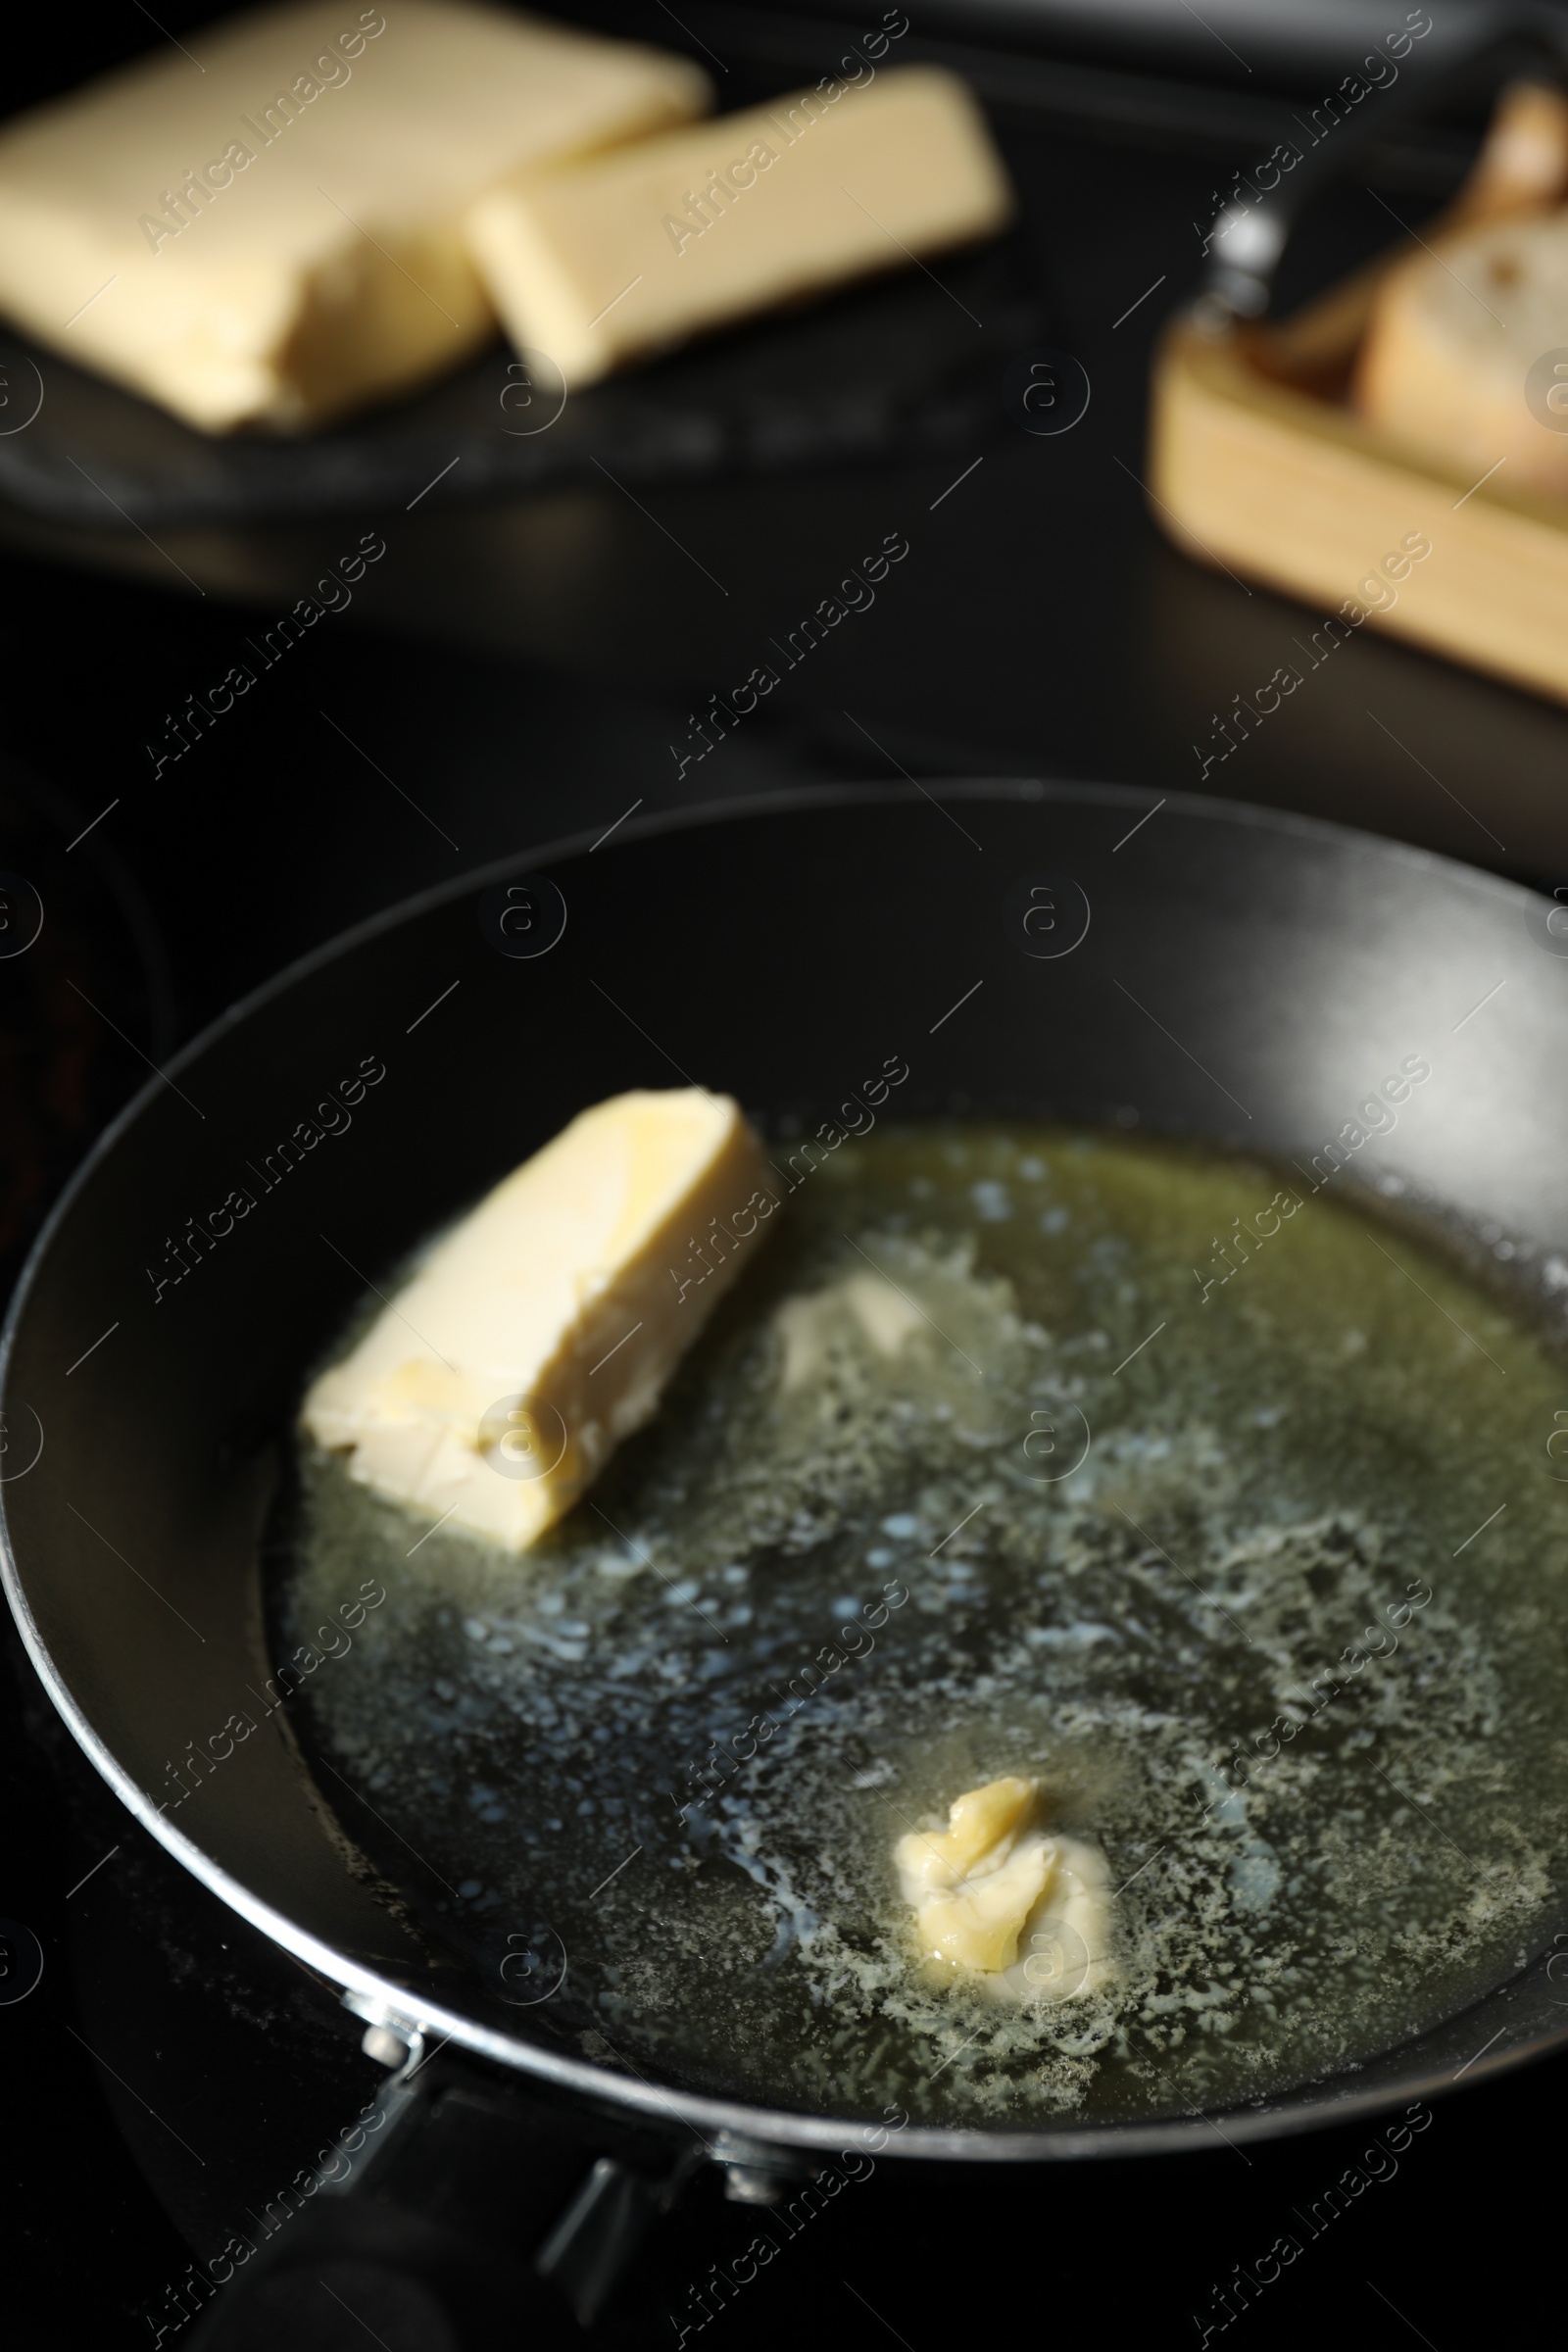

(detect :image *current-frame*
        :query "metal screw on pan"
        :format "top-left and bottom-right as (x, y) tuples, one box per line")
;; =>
(341, 1987), (428, 2077)
(361, 2022), (412, 2067)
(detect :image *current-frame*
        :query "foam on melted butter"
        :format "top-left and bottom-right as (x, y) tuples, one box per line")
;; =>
(896, 1777), (1113, 2002)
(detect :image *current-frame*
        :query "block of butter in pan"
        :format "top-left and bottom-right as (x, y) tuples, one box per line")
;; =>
(466, 67), (1013, 384)
(0, 0), (710, 432)
(302, 1090), (770, 1551)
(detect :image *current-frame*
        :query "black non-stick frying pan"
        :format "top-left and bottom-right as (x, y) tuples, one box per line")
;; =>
(7, 783), (1568, 2332)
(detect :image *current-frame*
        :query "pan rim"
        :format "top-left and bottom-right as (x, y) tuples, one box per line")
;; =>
(2, 775), (1559, 2161)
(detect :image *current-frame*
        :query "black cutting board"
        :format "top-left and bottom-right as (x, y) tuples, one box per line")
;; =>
(0, 242), (1039, 529)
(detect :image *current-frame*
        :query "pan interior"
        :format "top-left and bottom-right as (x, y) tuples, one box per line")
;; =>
(280, 1121), (1568, 2129)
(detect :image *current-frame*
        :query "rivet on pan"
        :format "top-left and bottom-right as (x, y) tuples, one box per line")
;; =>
(341, 1987), (428, 2078)
(360, 2021), (413, 2068)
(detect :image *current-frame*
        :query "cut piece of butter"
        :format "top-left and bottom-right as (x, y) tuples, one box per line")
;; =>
(302, 1089), (770, 1549)
(895, 1776), (1113, 2002)
(466, 66), (1013, 386)
(0, 1), (710, 432)
(772, 1271), (928, 1393)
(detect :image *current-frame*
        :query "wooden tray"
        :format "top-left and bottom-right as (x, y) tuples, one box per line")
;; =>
(1150, 60), (1568, 710)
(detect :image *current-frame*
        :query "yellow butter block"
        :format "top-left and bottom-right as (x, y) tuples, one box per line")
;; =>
(466, 66), (1013, 385)
(302, 1089), (770, 1550)
(0, 0), (709, 431)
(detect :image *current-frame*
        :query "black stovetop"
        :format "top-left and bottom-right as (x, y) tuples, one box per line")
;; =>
(5, 2), (1567, 2341)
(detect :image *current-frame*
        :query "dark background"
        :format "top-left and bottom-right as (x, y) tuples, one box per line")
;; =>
(2, 1), (1563, 2342)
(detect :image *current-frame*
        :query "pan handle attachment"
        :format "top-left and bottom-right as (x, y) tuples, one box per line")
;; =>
(187, 2052), (690, 2349)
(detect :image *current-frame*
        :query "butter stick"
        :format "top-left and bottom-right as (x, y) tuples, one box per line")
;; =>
(302, 1089), (771, 1552)
(0, 1), (710, 433)
(466, 67), (1013, 385)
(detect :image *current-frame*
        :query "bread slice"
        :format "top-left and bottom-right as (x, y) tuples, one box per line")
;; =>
(1354, 206), (1568, 495)
(1460, 79), (1568, 223)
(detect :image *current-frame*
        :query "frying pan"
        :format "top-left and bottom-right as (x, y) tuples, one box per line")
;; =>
(7, 782), (1568, 2333)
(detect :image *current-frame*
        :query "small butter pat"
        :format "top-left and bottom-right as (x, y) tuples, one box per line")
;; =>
(302, 1089), (769, 1550)
(896, 1776), (1112, 2002)
(772, 1271), (928, 1393)
(466, 67), (1013, 385)
(0, 0), (709, 432)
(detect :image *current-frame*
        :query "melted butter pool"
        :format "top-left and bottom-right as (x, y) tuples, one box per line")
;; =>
(283, 1127), (1568, 2127)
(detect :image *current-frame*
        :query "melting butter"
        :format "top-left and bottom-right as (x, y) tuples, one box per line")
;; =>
(772, 1270), (928, 1392)
(895, 1777), (1113, 2003)
(302, 1088), (769, 1550)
